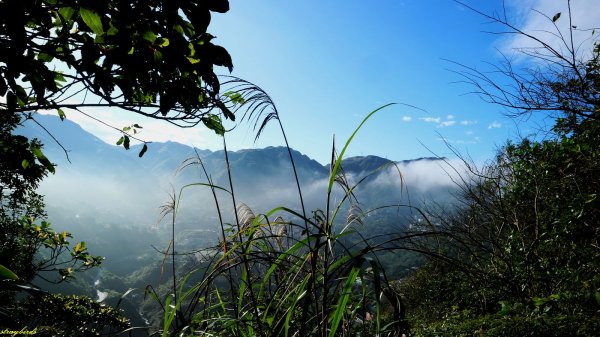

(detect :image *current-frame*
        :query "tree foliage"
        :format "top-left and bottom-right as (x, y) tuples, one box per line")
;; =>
(9, 294), (129, 336)
(402, 4), (600, 335)
(0, 0), (253, 333)
(0, 103), (104, 328)
(0, 0), (235, 132)
(0, 0), (240, 287)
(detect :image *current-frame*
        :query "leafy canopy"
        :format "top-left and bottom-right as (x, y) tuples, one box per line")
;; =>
(0, 0), (235, 136)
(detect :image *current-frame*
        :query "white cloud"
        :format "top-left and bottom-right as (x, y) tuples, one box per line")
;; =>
(420, 117), (441, 123)
(370, 158), (469, 194)
(488, 121), (502, 129)
(466, 131), (474, 135)
(503, 0), (600, 61)
(439, 120), (456, 127)
(419, 115), (474, 128)
(402, 116), (412, 122)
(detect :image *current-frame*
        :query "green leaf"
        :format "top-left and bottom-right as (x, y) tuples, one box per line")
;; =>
(57, 108), (66, 121)
(202, 115), (225, 136)
(162, 295), (176, 337)
(58, 7), (75, 21)
(138, 143), (148, 157)
(31, 146), (55, 174)
(116, 136), (124, 146)
(0, 264), (19, 280)
(142, 30), (157, 43)
(329, 267), (361, 337)
(54, 72), (67, 84)
(328, 103), (395, 194)
(122, 126), (131, 132)
(224, 91), (245, 105)
(37, 52), (54, 62)
(60, 231), (68, 242)
(80, 8), (104, 35)
(154, 50), (163, 63)
(107, 22), (118, 36)
(74, 241), (86, 254)
(158, 37), (170, 47)
(15, 85), (27, 106)
(186, 57), (201, 64)
(552, 12), (561, 22)
(585, 193), (597, 203)
(499, 301), (512, 315)
(173, 24), (184, 35)
(21, 159), (30, 169)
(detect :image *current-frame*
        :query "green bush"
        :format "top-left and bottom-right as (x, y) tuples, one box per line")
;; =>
(412, 312), (600, 337)
(8, 294), (129, 336)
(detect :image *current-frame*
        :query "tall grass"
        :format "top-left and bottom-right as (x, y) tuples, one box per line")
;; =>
(144, 88), (414, 336)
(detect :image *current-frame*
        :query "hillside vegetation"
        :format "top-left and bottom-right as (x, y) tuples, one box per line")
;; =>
(398, 9), (600, 336)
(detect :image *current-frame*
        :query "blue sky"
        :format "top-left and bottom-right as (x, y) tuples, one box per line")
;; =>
(42, 0), (600, 164)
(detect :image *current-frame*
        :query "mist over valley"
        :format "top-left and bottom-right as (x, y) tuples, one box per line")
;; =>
(14, 114), (463, 330)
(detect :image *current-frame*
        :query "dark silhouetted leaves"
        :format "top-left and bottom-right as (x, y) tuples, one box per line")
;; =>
(217, 101), (235, 121)
(209, 45), (234, 72)
(1, 0), (235, 137)
(207, 0), (230, 13)
(0, 76), (6, 96)
(138, 143), (148, 157)
(552, 12), (561, 22)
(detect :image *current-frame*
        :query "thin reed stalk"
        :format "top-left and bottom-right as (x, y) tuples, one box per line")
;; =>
(222, 136), (265, 337)
(148, 95), (419, 336)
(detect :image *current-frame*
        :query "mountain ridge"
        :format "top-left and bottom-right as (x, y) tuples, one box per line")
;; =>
(17, 114), (457, 223)
(17, 114), (446, 177)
